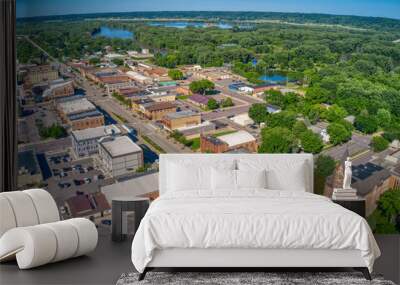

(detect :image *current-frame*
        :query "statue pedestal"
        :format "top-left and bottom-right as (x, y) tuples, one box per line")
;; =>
(332, 188), (358, 200)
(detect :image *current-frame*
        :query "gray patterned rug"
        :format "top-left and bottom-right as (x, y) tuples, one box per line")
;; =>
(116, 272), (395, 285)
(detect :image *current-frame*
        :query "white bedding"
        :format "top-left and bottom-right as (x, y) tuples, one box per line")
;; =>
(131, 190), (380, 273)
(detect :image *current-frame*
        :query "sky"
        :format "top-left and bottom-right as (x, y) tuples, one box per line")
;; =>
(16, 0), (400, 20)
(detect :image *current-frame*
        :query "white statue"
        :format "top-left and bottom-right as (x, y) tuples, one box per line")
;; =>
(342, 157), (353, 190)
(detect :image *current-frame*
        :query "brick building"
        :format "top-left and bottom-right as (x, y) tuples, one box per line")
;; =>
(162, 110), (201, 131)
(24, 65), (59, 86)
(140, 101), (177, 120)
(56, 96), (104, 130)
(200, 130), (257, 153)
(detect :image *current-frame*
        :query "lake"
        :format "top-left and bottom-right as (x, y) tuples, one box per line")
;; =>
(259, 73), (289, 84)
(92, 26), (134, 39)
(147, 21), (233, 29)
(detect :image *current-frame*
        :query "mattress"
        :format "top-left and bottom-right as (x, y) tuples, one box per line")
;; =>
(131, 190), (380, 273)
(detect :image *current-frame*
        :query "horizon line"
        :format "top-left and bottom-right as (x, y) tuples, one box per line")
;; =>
(16, 10), (400, 21)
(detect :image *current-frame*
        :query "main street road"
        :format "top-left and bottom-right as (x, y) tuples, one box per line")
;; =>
(77, 77), (192, 153)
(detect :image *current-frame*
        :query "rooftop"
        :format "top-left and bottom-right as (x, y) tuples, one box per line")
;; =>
(72, 125), (121, 141)
(65, 192), (110, 218)
(99, 75), (131, 84)
(352, 162), (392, 196)
(67, 109), (103, 121)
(99, 136), (142, 157)
(143, 101), (176, 112)
(164, 110), (199, 120)
(101, 172), (159, 204)
(189, 94), (209, 105)
(218, 130), (256, 147)
(57, 96), (96, 115)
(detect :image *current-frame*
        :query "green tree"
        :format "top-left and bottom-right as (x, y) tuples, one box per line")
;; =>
(315, 155), (336, 177)
(354, 114), (378, 134)
(300, 130), (324, 154)
(207, 98), (219, 110)
(376, 108), (391, 129)
(189, 80), (215, 95)
(221, 97), (234, 108)
(327, 123), (352, 145)
(323, 104), (347, 122)
(248, 103), (268, 124)
(89, 57), (101, 65)
(371, 136), (389, 152)
(258, 127), (295, 153)
(112, 58), (124, 66)
(293, 120), (308, 137)
(168, 69), (184, 80)
(265, 111), (297, 129)
(314, 155), (336, 195)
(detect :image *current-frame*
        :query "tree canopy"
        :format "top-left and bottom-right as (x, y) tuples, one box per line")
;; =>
(189, 79), (215, 95)
(258, 127), (295, 153)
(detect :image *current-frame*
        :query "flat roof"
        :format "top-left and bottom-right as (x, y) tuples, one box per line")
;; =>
(67, 109), (103, 121)
(143, 101), (176, 112)
(58, 97), (96, 115)
(100, 136), (142, 157)
(164, 110), (199, 119)
(218, 130), (256, 147)
(72, 125), (121, 141)
(101, 172), (159, 204)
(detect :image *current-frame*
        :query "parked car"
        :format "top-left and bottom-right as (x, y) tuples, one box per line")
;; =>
(98, 174), (105, 180)
(87, 166), (94, 172)
(84, 178), (91, 184)
(59, 172), (68, 177)
(63, 167), (72, 172)
(73, 179), (84, 186)
(101, 220), (111, 226)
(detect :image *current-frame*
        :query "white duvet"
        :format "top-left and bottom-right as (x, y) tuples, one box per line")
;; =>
(131, 190), (380, 273)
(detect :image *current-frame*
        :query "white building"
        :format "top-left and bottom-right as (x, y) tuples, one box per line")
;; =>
(238, 86), (254, 94)
(126, 71), (153, 84)
(98, 136), (143, 177)
(231, 113), (254, 126)
(71, 125), (121, 157)
(104, 53), (124, 60)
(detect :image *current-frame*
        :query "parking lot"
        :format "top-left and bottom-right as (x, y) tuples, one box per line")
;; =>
(20, 103), (63, 144)
(44, 151), (113, 212)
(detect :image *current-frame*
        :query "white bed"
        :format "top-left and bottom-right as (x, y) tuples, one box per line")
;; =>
(131, 154), (380, 280)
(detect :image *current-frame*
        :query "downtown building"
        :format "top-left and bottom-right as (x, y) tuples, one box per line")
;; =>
(98, 136), (144, 177)
(56, 96), (105, 130)
(71, 124), (121, 157)
(200, 130), (258, 153)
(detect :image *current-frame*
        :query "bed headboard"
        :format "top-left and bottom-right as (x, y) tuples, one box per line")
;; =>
(159, 153), (314, 195)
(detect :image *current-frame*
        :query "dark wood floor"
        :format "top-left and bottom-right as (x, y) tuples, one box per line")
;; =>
(1, 233), (398, 285)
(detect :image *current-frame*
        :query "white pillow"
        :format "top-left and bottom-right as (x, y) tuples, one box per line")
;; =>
(168, 160), (236, 192)
(238, 159), (308, 192)
(211, 168), (236, 191)
(236, 169), (267, 189)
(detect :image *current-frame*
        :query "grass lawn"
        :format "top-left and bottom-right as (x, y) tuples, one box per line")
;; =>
(176, 95), (189, 100)
(187, 137), (200, 150)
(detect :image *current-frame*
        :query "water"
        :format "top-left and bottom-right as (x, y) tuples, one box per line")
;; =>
(148, 21), (232, 29)
(259, 73), (289, 84)
(92, 26), (134, 39)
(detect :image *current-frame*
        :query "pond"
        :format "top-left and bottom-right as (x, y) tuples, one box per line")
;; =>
(258, 73), (289, 84)
(147, 21), (233, 29)
(92, 26), (134, 39)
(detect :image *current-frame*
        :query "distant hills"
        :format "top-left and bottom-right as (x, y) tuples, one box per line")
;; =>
(17, 11), (400, 32)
